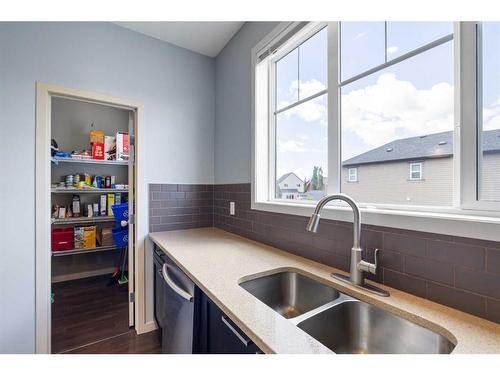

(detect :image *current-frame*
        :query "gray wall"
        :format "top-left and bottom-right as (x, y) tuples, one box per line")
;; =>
(214, 22), (279, 183)
(0, 22), (215, 353)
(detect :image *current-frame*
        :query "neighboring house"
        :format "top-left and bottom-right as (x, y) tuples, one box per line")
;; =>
(276, 172), (305, 200)
(341, 129), (500, 205)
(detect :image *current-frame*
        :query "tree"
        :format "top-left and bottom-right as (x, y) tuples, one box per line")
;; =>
(311, 166), (324, 190)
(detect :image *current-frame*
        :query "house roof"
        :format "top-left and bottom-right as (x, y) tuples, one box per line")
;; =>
(343, 129), (500, 167)
(277, 172), (302, 184)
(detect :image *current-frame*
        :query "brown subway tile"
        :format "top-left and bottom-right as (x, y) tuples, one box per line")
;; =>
(487, 248), (500, 275)
(427, 239), (485, 270)
(427, 282), (486, 318)
(362, 229), (384, 251)
(453, 235), (500, 250)
(405, 255), (453, 285)
(383, 269), (427, 298)
(486, 298), (500, 324)
(149, 184), (162, 192)
(384, 233), (426, 256)
(365, 248), (403, 272)
(149, 216), (161, 225)
(160, 184), (178, 192)
(455, 266), (500, 299)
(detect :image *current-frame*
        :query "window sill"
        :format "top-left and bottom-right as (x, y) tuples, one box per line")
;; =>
(251, 199), (500, 242)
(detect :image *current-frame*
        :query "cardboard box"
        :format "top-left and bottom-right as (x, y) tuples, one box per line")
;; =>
(101, 228), (114, 246)
(104, 135), (116, 160)
(90, 130), (104, 144)
(107, 193), (115, 216)
(74, 227), (84, 249)
(83, 226), (96, 249)
(116, 132), (129, 161)
(100, 195), (107, 216)
(92, 142), (105, 160)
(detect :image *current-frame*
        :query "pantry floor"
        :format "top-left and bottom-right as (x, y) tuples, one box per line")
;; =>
(51, 275), (161, 354)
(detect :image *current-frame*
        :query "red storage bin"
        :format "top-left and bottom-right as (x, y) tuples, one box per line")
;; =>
(52, 228), (74, 251)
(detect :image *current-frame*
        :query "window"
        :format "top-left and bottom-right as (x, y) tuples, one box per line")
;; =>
(340, 22), (454, 206)
(478, 22), (500, 202)
(409, 163), (422, 180)
(274, 25), (328, 201)
(348, 168), (358, 182)
(253, 22), (500, 238)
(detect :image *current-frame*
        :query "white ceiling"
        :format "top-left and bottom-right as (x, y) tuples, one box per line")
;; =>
(114, 22), (244, 57)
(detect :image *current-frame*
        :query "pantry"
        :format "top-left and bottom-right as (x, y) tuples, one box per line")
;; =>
(41, 90), (138, 353)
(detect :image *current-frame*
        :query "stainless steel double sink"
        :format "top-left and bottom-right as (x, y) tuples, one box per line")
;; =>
(239, 271), (455, 354)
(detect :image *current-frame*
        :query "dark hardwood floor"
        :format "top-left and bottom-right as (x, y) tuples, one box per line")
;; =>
(51, 275), (161, 354)
(65, 330), (162, 354)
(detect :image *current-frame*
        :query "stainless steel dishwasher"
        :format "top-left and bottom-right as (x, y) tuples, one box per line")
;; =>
(153, 247), (200, 353)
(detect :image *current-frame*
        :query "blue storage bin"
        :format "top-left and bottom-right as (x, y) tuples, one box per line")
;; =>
(112, 226), (128, 247)
(111, 203), (128, 224)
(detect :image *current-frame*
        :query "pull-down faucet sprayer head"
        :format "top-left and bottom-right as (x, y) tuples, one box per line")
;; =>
(306, 213), (321, 233)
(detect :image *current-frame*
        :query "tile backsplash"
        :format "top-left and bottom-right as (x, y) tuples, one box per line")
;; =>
(149, 184), (214, 232)
(150, 182), (500, 324)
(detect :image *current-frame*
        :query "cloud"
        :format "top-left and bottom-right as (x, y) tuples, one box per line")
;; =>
(483, 98), (500, 130)
(387, 46), (399, 54)
(279, 79), (327, 125)
(277, 140), (308, 153)
(341, 73), (454, 149)
(354, 32), (366, 40)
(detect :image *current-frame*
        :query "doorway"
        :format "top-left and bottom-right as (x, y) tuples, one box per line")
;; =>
(35, 83), (144, 354)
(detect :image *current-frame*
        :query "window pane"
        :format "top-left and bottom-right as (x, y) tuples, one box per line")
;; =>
(340, 41), (454, 206)
(340, 22), (385, 81)
(299, 27), (328, 100)
(276, 94), (328, 201)
(479, 22), (500, 201)
(386, 22), (453, 59)
(276, 49), (298, 110)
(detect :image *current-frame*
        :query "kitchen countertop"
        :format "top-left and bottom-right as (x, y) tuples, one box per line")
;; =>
(149, 227), (500, 354)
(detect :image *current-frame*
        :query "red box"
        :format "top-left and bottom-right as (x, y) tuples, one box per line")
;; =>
(52, 228), (74, 251)
(116, 132), (129, 161)
(92, 142), (105, 160)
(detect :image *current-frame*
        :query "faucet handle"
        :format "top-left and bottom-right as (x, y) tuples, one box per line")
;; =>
(373, 248), (380, 273)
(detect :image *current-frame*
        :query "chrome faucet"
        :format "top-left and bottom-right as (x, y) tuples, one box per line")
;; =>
(306, 193), (389, 297)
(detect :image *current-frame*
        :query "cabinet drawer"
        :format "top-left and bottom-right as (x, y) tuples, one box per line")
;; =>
(206, 297), (260, 354)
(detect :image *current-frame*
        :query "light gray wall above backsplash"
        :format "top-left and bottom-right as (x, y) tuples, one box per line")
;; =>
(0, 21), (215, 353)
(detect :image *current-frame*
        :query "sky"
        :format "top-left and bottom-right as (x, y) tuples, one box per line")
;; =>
(274, 22), (500, 186)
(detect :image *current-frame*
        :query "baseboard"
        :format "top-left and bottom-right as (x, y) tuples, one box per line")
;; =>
(137, 320), (158, 335)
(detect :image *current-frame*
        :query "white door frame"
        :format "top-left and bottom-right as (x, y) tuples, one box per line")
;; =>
(35, 82), (148, 354)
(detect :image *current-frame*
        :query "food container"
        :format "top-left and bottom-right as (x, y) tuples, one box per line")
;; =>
(51, 228), (74, 251)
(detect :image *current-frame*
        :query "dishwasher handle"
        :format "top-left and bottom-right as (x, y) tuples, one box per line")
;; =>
(161, 263), (193, 302)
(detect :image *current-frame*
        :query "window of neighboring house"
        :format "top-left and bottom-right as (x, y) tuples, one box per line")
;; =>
(409, 163), (423, 180)
(274, 25), (328, 201)
(348, 168), (358, 182)
(284, 183), (288, 187)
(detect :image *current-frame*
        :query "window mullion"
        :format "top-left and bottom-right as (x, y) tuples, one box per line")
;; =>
(456, 22), (479, 209)
(328, 22), (341, 194)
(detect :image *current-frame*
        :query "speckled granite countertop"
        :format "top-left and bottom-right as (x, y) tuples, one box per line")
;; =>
(149, 227), (500, 354)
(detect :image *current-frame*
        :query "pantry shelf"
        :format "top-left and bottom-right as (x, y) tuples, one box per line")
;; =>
(51, 216), (116, 225)
(51, 188), (128, 194)
(51, 245), (120, 257)
(51, 157), (128, 166)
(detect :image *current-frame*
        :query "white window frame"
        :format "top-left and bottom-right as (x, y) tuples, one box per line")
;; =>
(251, 21), (500, 242)
(409, 162), (423, 181)
(348, 167), (358, 182)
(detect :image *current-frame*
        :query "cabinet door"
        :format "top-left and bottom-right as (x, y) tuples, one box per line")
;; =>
(205, 296), (260, 354)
